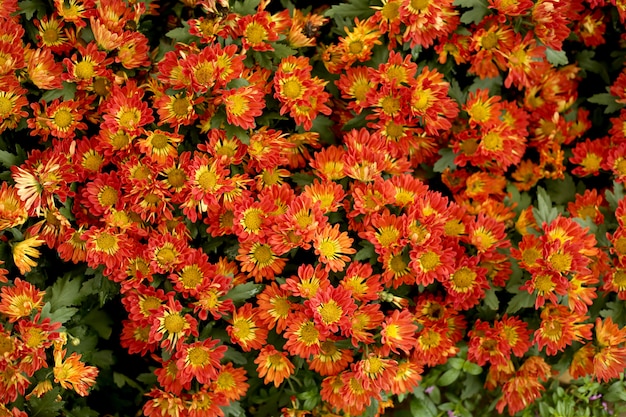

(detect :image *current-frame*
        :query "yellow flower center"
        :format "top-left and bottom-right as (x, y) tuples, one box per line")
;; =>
(320, 340), (338, 355)
(534, 274), (555, 293)
(376, 226), (400, 247)
(451, 267), (476, 291)
(215, 371), (235, 391)
(381, 1), (400, 19)
(482, 131), (504, 151)
(613, 270), (626, 291)
(581, 153), (601, 172)
(419, 251), (440, 272)
(188, 346), (209, 366)
(118, 109), (140, 129)
(109, 131), (129, 149)
(420, 330), (441, 348)
(577, 206), (597, 221)
(197, 169), (218, 191)
(140, 296), (162, 315)
(348, 40), (363, 54)
(145, 133), (168, 151)
(299, 321), (320, 344)
(469, 103), (490, 123)
(616, 158), (626, 176)
(412, 89), (432, 111)
(53, 109), (73, 129)
(481, 32), (499, 50)
(42, 28), (59, 44)
(614, 237), (626, 254)
(272, 297), (290, 317)
(167, 168), (186, 188)
(0, 334), (14, 355)
(317, 300), (343, 326)
(0, 96), (11, 116)
(132, 164), (151, 180)
(380, 95), (400, 115)
(243, 209), (263, 232)
(156, 247), (177, 265)
(282, 79), (303, 100)
(82, 151), (104, 172)
(268, 353), (285, 367)
(163, 313), (185, 333)
(98, 186), (119, 207)
(233, 318), (252, 340)
(318, 240), (338, 258)
(75, 60), (95, 79)
(171, 97), (190, 116)
(445, 219), (465, 237)
(385, 120), (404, 140)
(353, 80), (371, 101)
(180, 265), (204, 288)
(252, 244), (273, 265)
(542, 320), (562, 341)
(95, 233), (117, 252)
(410, 0), (430, 11)
(388, 253), (408, 274)
(521, 247), (541, 266)
(384, 323), (399, 339)
(93, 77), (110, 96)
(548, 252), (572, 273)
(25, 327), (46, 349)
(245, 22), (267, 45)
(364, 357), (384, 375)
(226, 94), (248, 116)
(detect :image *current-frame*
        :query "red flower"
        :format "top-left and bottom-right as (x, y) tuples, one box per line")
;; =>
(254, 345), (295, 387)
(305, 285), (356, 336)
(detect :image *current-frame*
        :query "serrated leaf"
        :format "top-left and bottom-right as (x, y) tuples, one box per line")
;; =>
(113, 371), (142, 389)
(40, 82), (77, 102)
(576, 50), (610, 84)
(545, 174), (575, 205)
(91, 349), (115, 369)
(483, 288), (499, 310)
(166, 22), (199, 44)
(48, 275), (84, 310)
(533, 186), (559, 226)
(324, 0), (374, 22)
(545, 47), (568, 66)
(222, 347), (247, 365)
(83, 309), (113, 339)
(225, 282), (262, 303)
(310, 115), (335, 144)
(433, 148), (457, 173)
(48, 306), (79, 324)
(589, 92), (624, 114)
(28, 387), (65, 417)
(460, 3), (489, 24)
(606, 181), (625, 211)
(505, 291), (535, 314)
(0, 150), (19, 168)
(291, 172), (316, 186)
(18, 0), (46, 20)
(354, 241), (376, 262)
(438, 368), (461, 386)
(231, 0), (260, 15)
(136, 372), (158, 385)
(222, 401), (246, 417)
(342, 111), (369, 131)
(468, 75), (502, 94)
(224, 124), (250, 145)
(271, 43), (297, 59)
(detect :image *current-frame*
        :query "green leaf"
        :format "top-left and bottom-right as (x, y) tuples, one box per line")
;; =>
(576, 50), (610, 84)
(532, 186), (559, 226)
(0, 150), (19, 168)
(222, 401), (246, 417)
(47, 275), (84, 310)
(410, 396), (438, 417)
(309, 115), (335, 145)
(90, 349), (115, 369)
(83, 309), (113, 339)
(545, 47), (568, 66)
(468, 75), (503, 94)
(28, 387), (65, 417)
(483, 288), (499, 310)
(113, 371), (142, 390)
(324, 0), (374, 22)
(271, 43), (297, 60)
(588, 92), (624, 114)
(18, 0), (46, 20)
(41, 82), (77, 102)
(454, 0), (489, 24)
(506, 291), (535, 314)
(438, 368), (461, 386)
(342, 111), (369, 131)
(222, 347), (247, 365)
(606, 181), (625, 211)
(354, 241), (376, 262)
(433, 148), (457, 173)
(545, 174), (576, 205)
(225, 282), (263, 303)
(291, 172), (317, 186)
(65, 407), (99, 417)
(48, 307), (79, 324)
(428, 385), (441, 404)
(165, 22), (199, 44)
(224, 124), (250, 145)
(231, 0), (260, 15)
(462, 361), (483, 375)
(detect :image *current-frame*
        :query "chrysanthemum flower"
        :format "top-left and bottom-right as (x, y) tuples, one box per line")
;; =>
(211, 362), (249, 402)
(592, 317), (626, 382)
(443, 256), (489, 310)
(283, 311), (324, 358)
(226, 303), (267, 352)
(34, 14), (73, 54)
(380, 309), (417, 355)
(389, 359), (423, 396)
(308, 338), (354, 376)
(0, 278), (44, 322)
(218, 85), (265, 130)
(533, 303), (593, 356)
(257, 282), (294, 333)
(12, 235), (45, 276)
(305, 285), (356, 336)
(255, 345), (295, 387)
(313, 224), (356, 273)
(175, 338), (227, 385)
(149, 298), (198, 352)
(53, 349), (99, 396)
(237, 11), (279, 52)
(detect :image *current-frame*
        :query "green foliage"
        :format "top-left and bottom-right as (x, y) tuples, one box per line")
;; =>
(453, 0), (489, 24)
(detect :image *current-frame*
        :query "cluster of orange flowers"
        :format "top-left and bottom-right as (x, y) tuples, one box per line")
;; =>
(2, 0), (626, 416)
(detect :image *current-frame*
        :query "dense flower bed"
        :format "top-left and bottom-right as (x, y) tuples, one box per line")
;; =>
(2, 0), (626, 415)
